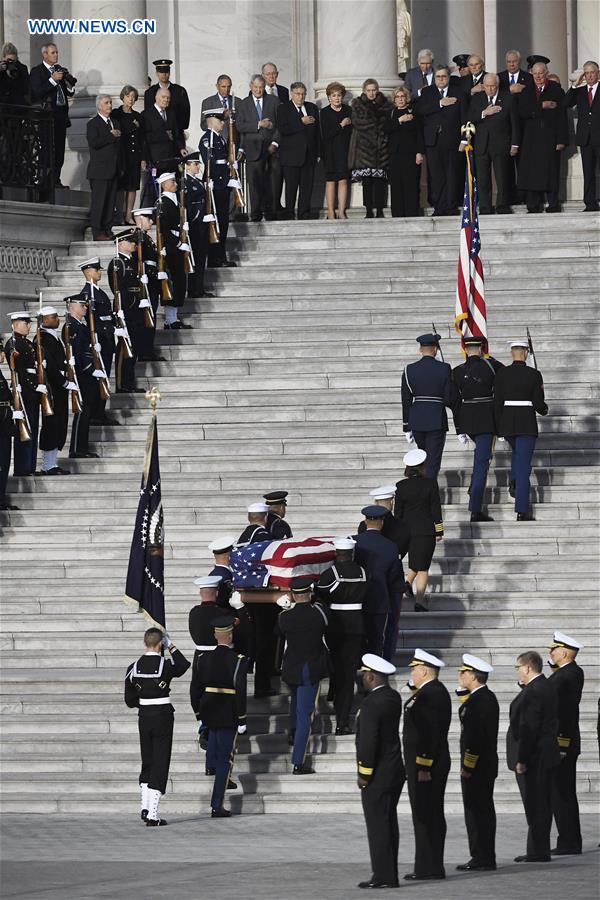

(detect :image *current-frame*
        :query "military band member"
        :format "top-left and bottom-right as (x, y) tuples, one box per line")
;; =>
(199, 110), (237, 268)
(190, 615), (248, 818)
(107, 230), (144, 393)
(37, 306), (70, 475)
(402, 333), (457, 480)
(452, 336), (504, 522)
(125, 627), (190, 826)
(494, 340), (548, 520)
(132, 207), (165, 362)
(316, 537), (366, 734)
(403, 648), (451, 881)
(548, 631), (584, 856)
(62, 295), (100, 459)
(263, 489), (293, 539)
(455, 653), (499, 872)
(5, 311), (39, 476)
(79, 258), (117, 425)
(0, 338), (17, 509)
(155, 171), (191, 330)
(356, 653), (405, 890)
(183, 152), (212, 300)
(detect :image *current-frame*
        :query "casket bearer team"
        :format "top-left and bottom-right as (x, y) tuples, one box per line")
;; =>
(263, 489), (293, 539)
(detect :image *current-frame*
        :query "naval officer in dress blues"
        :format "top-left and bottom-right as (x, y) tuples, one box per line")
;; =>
(79, 257), (117, 426)
(199, 109), (236, 269)
(402, 333), (457, 480)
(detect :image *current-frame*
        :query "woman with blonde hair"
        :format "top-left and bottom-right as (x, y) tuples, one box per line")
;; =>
(320, 81), (353, 219)
(383, 85), (424, 217)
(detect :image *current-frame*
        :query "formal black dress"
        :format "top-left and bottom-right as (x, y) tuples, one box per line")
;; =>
(320, 104), (352, 181)
(383, 107), (424, 217)
(112, 106), (146, 190)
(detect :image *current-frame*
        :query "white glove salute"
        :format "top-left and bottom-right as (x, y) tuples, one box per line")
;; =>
(237, 724), (247, 735)
(276, 594), (293, 610)
(405, 431), (414, 444)
(457, 434), (470, 446)
(229, 591), (244, 610)
(161, 633), (171, 649)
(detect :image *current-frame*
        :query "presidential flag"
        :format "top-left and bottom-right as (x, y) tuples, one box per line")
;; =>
(124, 415), (166, 629)
(455, 125), (488, 352)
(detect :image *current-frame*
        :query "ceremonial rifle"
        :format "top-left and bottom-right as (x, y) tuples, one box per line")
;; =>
(432, 321), (445, 362)
(136, 229), (156, 329)
(88, 281), (111, 401)
(178, 161), (195, 274)
(8, 350), (32, 442)
(110, 240), (134, 362)
(203, 129), (220, 245)
(526, 327), (538, 370)
(227, 92), (246, 210)
(35, 292), (53, 417)
(62, 314), (83, 414)
(155, 196), (175, 298)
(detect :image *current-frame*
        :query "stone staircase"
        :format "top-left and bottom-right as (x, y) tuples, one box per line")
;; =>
(1, 212), (599, 816)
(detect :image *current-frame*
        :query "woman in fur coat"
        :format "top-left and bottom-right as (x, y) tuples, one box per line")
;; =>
(349, 79), (391, 217)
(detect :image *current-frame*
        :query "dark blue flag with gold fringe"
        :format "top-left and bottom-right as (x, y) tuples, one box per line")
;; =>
(124, 389), (165, 629)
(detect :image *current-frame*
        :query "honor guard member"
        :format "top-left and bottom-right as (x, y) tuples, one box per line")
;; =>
(356, 654), (406, 890)
(0, 337), (18, 510)
(125, 627), (190, 826)
(263, 489), (293, 539)
(403, 648), (451, 881)
(79, 258), (117, 425)
(316, 537), (366, 735)
(108, 229), (147, 394)
(37, 306), (70, 475)
(208, 537), (237, 608)
(199, 110), (237, 268)
(5, 312), (39, 476)
(155, 171), (191, 330)
(62, 295), (100, 459)
(548, 631), (585, 856)
(353, 505), (403, 659)
(455, 653), (499, 872)
(507, 650), (561, 862)
(452, 336), (504, 522)
(144, 59), (191, 135)
(494, 340), (548, 520)
(190, 615), (248, 818)
(238, 502), (271, 544)
(401, 333), (457, 480)
(183, 152), (212, 300)
(278, 576), (330, 774)
(132, 207), (165, 362)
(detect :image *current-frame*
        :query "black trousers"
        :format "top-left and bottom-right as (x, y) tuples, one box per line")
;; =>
(209, 188), (231, 264)
(0, 431), (12, 499)
(516, 761), (554, 859)
(187, 220), (208, 297)
(246, 156), (272, 217)
(362, 177), (388, 213)
(580, 143), (600, 209)
(461, 771), (497, 865)
(268, 151), (284, 212)
(407, 760), (450, 877)
(13, 394), (39, 475)
(91, 330), (114, 419)
(137, 285), (159, 357)
(250, 603), (279, 695)
(388, 160), (420, 217)
(362, 780), (403, 884)
(89, 177), (117, 237)
(282, 160), (315, 218)
(69, 372), (98, 454)
(53, 113), (68, 183)
(551, 755), (582, 852)
(138, 707), (174, 794)
(328, 632), (362, 726)
(364, 612), (387, 658)
(474, 148), (511, 210)
(39, 388), (68, 452)
(426, 144), (461, 213)
(413, 430), (446, 480)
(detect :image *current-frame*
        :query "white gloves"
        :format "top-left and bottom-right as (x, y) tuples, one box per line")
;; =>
(66, 382), (78, 391)
(178, 242), (191, 253)
(237, 724), (247, 735)
(161, 633), (171, 649)
(229, 591), (244, 610)
(114, 327), (127, 339)
(276, 594), (293, 610)
(92, 369), (105, 379)
(182, 221), (189, 231)
(405, 431), (414, 444)
(158, 271), (168, 280)
(140, 274), (149, 285)
(94, 342), (102, 353)
(139, 299), (151, 309)
(117, 310), (126, 323)
(203, 213), (216, 223)
(35, 383), (48, 394)
(160, 247), (167, 257)
(12, 410), (24, 420)
(457, 434), (469, 446)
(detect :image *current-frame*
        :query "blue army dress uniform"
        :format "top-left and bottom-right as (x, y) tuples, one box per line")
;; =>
(4, 312), (39, 475)
(402, 333), (457, 480)
(199, 112), (235, 267)
(79, 258), (115, 424)
(264, 490), (294, 539)
(133, 207), (163, 361)
(62, 295), (100, 458)
(183, 152), (210, 299)
(107, 230), (145, 393)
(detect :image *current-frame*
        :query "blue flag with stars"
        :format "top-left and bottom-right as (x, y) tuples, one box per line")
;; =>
(124, 416), (166, 629)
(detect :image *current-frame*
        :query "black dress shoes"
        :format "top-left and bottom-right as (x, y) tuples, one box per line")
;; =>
(403, 873), (445, 881)
(292, 763), (315, 775)
(358, 880), (399, 889)
(91, 416), (120, 425)
(69, 451), (99, 459)
(211, 806), (232, 818)
(404, 580), (414, 598)
(226, 778), (237, 790)
(38, 467), (70, 476)
(514, 854), (550, 862)
(138, 354), (167, 362)
(335, 725), (353, 736)
(146, 818), (168, 826)
(509, 479), (516, 498)
(456, 862), (496, 871)
(517, 512), (536, 521)
(205, 767), (215, 776)
(140, 809), (148, 821)
(199, 291), (215, 298)
(414, 602), (428, 612)
(470, 512), (494, 522)
(0, 500), (19, 510)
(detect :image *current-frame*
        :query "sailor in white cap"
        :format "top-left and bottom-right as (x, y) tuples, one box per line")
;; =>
(455, 653), (499, 872)
(4, 311), (39, 475)
(37, 306), (71, 475)
(355, 653), (405, 889)
(155, 171), (191, 330)
(547, 632), (584, 855)
(238, 503), (271, 544)
(131, 207), (166, 362)
(402, 648), (451, 881)
(79, 257), (118, 425)
(316, 537), (366, 734)
(189, 574), (224, 652)
(493, 340), (548, 520)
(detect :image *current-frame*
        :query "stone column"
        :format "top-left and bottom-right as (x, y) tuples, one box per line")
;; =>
(411, 0), (484, 71)
(576, 0), (599, 68)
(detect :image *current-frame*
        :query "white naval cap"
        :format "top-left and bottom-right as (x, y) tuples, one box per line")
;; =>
(460, 653), (493, 673)
(39, 306), (59, 317)
(403, 448), (427, 467)
(132, 207), (154, 217)
(79, 257), (102, 271)
(549, 631), (584, 651)
(9, 311), (31, 320)
(333, 537), (356, 550)
(157, 171), (176, 185)
(409, 648), (446, 668)
(509, 340), (529, 349)
(247, 502), (269, 513)
(360, 653), (396, 675)
(369, 484), (396, 500)
(207, 535), (236, 554)
(193, 574), (223, 587)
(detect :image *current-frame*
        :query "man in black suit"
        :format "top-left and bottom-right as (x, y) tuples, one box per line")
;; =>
(418, 66), (465, 215)
(507, 650), (561, 863)
(356, 653), (405, 889)
(29, 42), (74, 187)
(236, 75), (280, 221)
(141, 87), (185, 167)
(0, 42), (30, 105)
(261, 63), (288, 214)
(465, 73), (519, 213)
(565, 61), (600, 211)
(276, 82), (320, 219)
(498, 49), (534, 93)
(404, 49), (435, 99)
(144, 58), (190, 135)
(86, 95), (121, 240)
(460, 55), (487, 98)
(261, 62), (289, 103)
(200, 75), (234, 135)
(455, 653), (499, 872)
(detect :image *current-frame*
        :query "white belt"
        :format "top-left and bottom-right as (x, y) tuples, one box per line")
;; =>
(139, 697), (171, 706)
(26, 368), (36, 374)
(463, 397), (493, 404)
(216, 159), (227, 165)
(99, 315), (112, 321)
(504, 400), (533, 407)
(146, 261), (157, 267)
(330, 603), (363, 611)
(195, 644), (216, 651)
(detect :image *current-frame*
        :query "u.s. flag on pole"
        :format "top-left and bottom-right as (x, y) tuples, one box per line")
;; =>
(454, 128), (488, 352)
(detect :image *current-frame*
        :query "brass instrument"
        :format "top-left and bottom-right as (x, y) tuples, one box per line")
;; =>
(156, 197), (175, 299)
(227, 92), (246, 210)
(8, 350), (32, 442)
(203, 130), (220, 245)
(62, 316), (83, 414)
(35, 315), (54, 417)
(87, 287), (111, 401)
(137, 230), (156, 329)
(178, 162), (195, 275)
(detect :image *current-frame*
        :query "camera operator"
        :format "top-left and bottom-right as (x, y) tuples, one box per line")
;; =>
(0, 42), (30, 105)
(30, 42), (76, 188)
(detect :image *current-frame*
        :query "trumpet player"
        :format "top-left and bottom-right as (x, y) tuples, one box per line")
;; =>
(37, 306), (71, 475)
(5, 311), (39, 476)
(199, 110), (237, 269)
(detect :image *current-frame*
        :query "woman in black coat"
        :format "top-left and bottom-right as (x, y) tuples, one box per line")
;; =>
(320, 81), (353, 219)
(348, 78), (390, 217)
(383, 86), (424, 217)
(394, 448), (443, 611)
(112, 84), (147, 223)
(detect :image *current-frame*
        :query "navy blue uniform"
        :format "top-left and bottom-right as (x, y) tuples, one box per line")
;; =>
(38, 328), (69, 454)
(357, 511), (407, 659)
(62, 316), (98, 455)
(402, 356), (457, 479)
(108, 253), (141, 391)
(0, 367), (15, 504)
(155, 192), (187, 307)
(136, 231), (159, 358)
(185, 172), (208, 298)
(80, 281), (114, 420)
(267, 510), (293, 539)
(4, 333), (39, 475)
(353, 529), (403, 658)
(199, 129), (231, 264)
(549, 660), (584, 853)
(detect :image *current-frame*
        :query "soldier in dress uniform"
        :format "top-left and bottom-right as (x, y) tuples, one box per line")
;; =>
(207, 537), (237, 608)
(0, 337), (18, 510)
(494, 340), (548, 520)
(401, 333), (457, 480)
(189, 574), (226, 656)
(62, 295), (100, 459)
(4, 311), (39, 476)
(452, 336), (504, 522)
(355, 653), (405, 890)
(278, 576), (330, 774)
(79, 258), (118, 425)
(124, 627), (190, 826)
(316, 537), (366, 735)
(108, 229), (147, 394)
(548, 631), (585, 856)
(199, 110), (237, 268)
(238, 502), (271, 543)
(132, 207), (166, 362)
(402, 648), (451, 881)
(37, 306), (70, 475)
(155, 171), (191, 330)
(263, 489), (293, 539)
(455, 653), (499, 872)
(190, 615), (248, 818)
(183, 152), (212, 300)
(144, 58), (191, 136)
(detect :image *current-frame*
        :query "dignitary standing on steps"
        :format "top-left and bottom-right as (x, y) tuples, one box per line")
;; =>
(383, 85), (424, 218)
(355, 654), (405, 890)
(62, 295), (99, 460)
(278, 576), (330, 774)
(418, 66), (465, 216)
(124, 627), (190, 826)
(5, 312), (39, 476)
(235, 75), (280, 223)
(79, 258), (117, 425)
(494, 340), (548, 520)
(548, 631), (585, 856)
(320, 82), (353, 220)
(263, 490), (293, 539)
(349, 79), (390, 218)
(455, 654), (499, 872)
(403, 649), (451, 882)
(86, 94), (121, 241)
(276, 83), (320, 220)
(37, 306), (70, 475)
(452, 336), (504, 522)
(507, 650), (561, 863)
(564, 62), (600, 212)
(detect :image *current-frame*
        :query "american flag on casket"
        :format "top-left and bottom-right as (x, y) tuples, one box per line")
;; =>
(230, 537), (336, 589)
